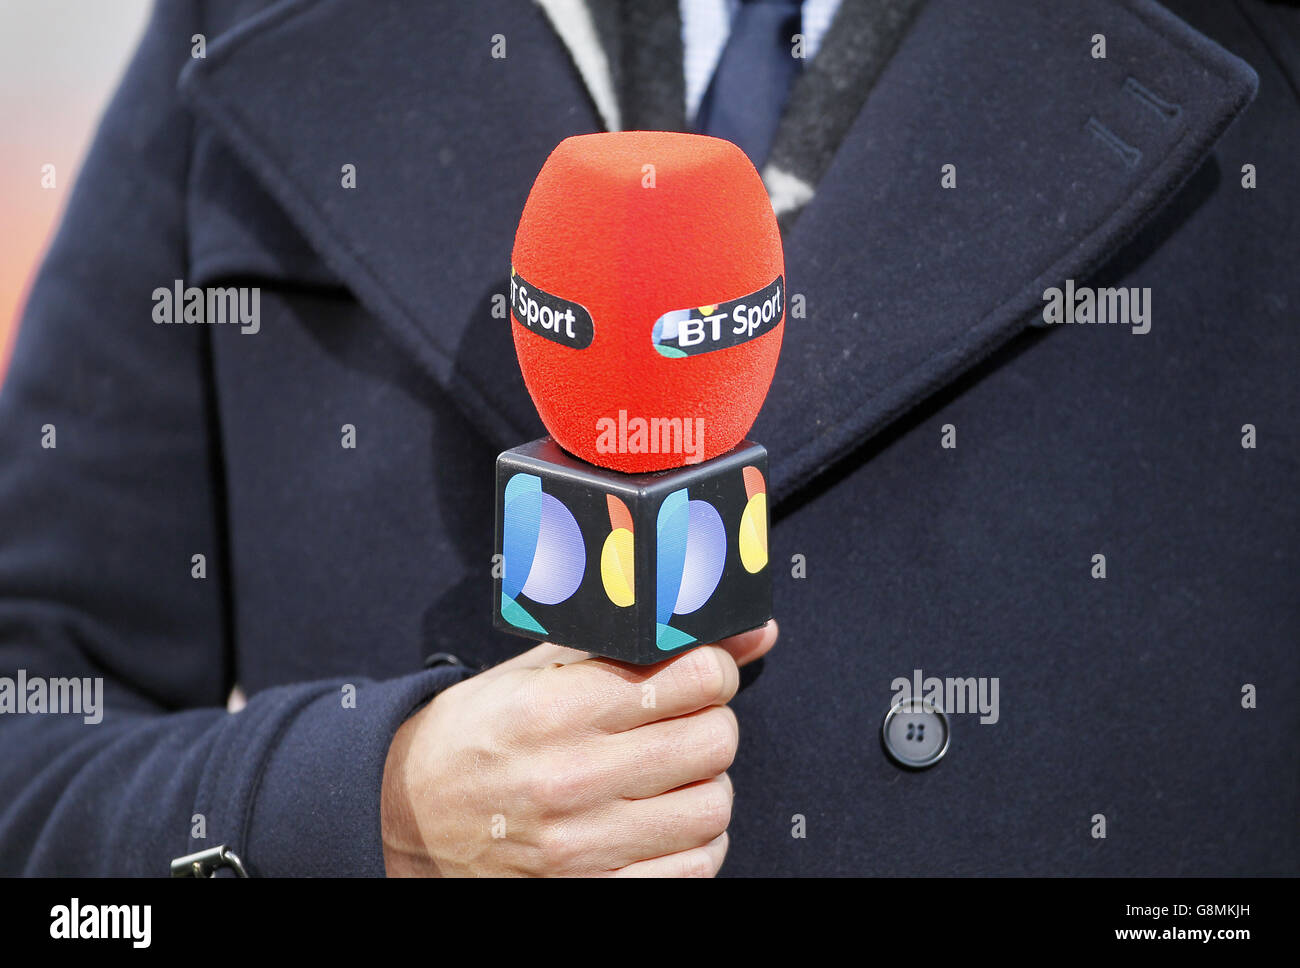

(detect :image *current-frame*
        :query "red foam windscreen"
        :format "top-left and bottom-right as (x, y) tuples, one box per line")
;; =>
(510, 131), (785, 472)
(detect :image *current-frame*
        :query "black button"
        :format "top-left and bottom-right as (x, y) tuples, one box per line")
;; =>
(881, 697), (950, 769)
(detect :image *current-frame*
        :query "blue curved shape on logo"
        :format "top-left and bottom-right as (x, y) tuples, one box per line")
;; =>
(674, 500), (725, 615)
(520, 492), (585, 605)
(502, 473), (542, 601)
(501, 473), (586, 635)
(655, 489), (727, 648)
(656, 488), (689, 627)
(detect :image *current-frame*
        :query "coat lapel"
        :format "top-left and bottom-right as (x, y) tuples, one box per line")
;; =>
(179, 0), (1257, 503)
(753, 0), (1257, 501)
(179, 0), (602, 447)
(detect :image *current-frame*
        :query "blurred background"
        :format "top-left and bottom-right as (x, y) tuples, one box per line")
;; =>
(0, 0), (151, 380)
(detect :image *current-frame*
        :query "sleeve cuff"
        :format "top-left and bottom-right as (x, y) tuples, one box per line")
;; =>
(218, 664), (474, 876)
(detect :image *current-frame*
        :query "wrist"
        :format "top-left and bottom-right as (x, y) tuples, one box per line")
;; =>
(381, 711), (433, 876)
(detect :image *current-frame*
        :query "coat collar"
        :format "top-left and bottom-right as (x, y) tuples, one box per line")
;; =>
(179, 0), (1257, 504)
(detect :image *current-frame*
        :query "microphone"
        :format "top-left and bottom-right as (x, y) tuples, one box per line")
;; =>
(494, 131), (782, 663)
(510, 130), (784, 472)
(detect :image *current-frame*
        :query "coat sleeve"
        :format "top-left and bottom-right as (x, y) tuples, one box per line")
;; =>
(0, 0), (472, 876)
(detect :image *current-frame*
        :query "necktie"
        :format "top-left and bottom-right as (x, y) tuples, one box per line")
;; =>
(695, 0), (804, 170)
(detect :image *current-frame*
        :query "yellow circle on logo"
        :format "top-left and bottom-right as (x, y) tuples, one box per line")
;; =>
(739, 493), (768, 574)
(601, 527), (635, 606)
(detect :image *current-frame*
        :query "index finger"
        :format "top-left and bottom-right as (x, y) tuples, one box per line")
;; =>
(534, 643), (741, 735)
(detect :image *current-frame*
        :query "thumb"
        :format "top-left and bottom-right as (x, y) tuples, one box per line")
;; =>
(711, 618), (779, 668)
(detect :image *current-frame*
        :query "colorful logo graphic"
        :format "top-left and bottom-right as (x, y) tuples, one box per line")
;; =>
(655, 488), (726, 649)
(738, 465), (768, 573)
(500, 473), (586, 634)
(601, 495), (635, 607)
(650, 276), (784, 358)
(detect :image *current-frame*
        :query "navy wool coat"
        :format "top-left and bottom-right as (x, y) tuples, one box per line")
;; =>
(0, 0), (1296, 875)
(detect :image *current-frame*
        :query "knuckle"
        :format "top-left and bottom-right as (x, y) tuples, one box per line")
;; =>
(696, 707), (739, 773)
(517, 677), (580, 735)
(535, 822), (585, 872)
(715, 831), (731, 870)
(697, 780), (734, 834)
(525, 757), (590, 815)
(679, 849), (717, 879)
(674, 647), (730, 707)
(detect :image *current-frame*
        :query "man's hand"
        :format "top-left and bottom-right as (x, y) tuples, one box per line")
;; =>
(381, 619), (778, 877)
